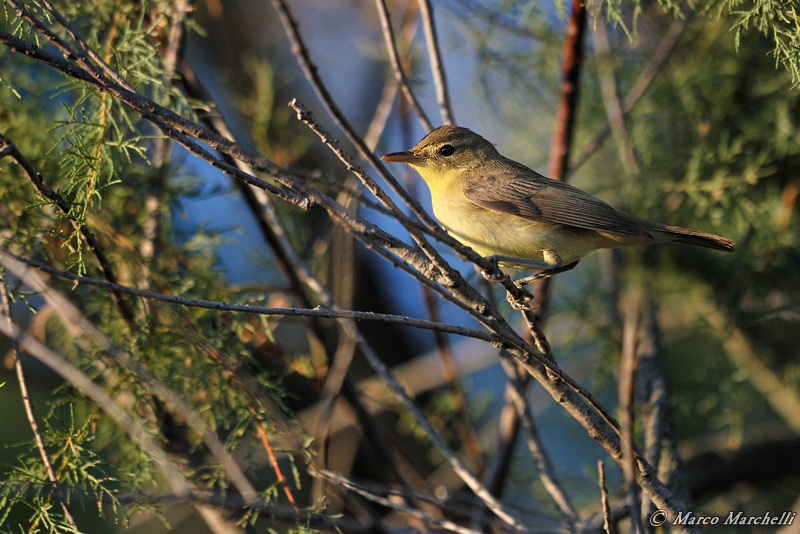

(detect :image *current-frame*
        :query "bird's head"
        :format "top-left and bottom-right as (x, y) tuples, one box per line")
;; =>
(382, 125), (499, 184)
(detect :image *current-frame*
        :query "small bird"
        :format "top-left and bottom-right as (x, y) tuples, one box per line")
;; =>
(382, 125), (734, 286)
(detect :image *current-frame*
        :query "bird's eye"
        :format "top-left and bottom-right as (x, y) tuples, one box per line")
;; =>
(439, 144), (455, 157)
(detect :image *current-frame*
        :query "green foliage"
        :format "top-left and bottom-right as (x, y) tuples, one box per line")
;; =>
(1, 1), (309, 532)
(3, 0), (800, 531)
(596, 0), (800, 84)
(0, 407), (128, 533)
(722, 0), (800, 84)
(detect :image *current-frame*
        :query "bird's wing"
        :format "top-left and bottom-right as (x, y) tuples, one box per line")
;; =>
(464, 173), (648, 236)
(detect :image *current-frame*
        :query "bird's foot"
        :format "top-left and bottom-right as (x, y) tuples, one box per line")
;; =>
(480, 256), (507, 283)
(507, 290), (533, 311)
(514, 260), (579, 287)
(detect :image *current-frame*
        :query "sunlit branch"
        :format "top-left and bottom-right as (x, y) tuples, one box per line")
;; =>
(598, 461), (615, 534)
(267, 0), (441, 232)
(419, 0), (455, 125)
(374, 0), (434, 132)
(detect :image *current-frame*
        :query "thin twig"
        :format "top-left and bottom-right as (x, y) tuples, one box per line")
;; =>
(316, 470), (507, 534)
(472, 280), (524, 516)
(598, 461), (615, 534)
(267, 0), (440, 232)
(0, 319), (192, 496)
(288, 98), (453, 280)
(500, 356), (578, 524)
(0, 250), (501, 344)
(354, 332), (532, 532)
(419, 0), (455, 125)
(1, 256), (260, 504)
(0, 279), (79, 531)
(569, 15), (688, 175)
(374, 0), (433, 131)
(592, 21), (640, 177)
(0, 132), (135, 322)
(619, 290), (644, 534)
(422, 281), (484, 467)
(521, 309), (555, 362)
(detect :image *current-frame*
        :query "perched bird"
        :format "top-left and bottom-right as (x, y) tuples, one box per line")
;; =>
(382, 125), (734, 285)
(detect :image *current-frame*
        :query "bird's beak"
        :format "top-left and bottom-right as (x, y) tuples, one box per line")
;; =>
(381, 151), (427, 163)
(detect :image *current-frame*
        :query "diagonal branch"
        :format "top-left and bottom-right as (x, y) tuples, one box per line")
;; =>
(268, 0), (440, 233)
(0, 132), (135, 322)
(0, 279), (79, 531)
(569, 15), (688, 174)
(419, 0), (455, 125)
(375, 0), (433, 131)
(499, 356), (578, 524)
(1, 255), (261, 504)
(592, 21), (640, 177)
(0, 318), (192, 496)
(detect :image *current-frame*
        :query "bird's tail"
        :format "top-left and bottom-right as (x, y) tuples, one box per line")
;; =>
(662, 225), (735, 253)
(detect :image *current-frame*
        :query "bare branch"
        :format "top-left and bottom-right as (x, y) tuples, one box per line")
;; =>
(619, 290), (644, 534)
(592, 22), (640, 177)
(0, 250), (500, 344)
(374, 0), (433, 131)
(569, 15), (688, 174)
(499, 356), (578, 524)
(353, 327), (532, 532)
(419, 0), (455, 125)
(267, 0), (440, 232)
(598, 461), (615, 534)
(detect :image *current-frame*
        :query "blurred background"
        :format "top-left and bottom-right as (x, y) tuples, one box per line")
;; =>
(1, 0), (799, 532)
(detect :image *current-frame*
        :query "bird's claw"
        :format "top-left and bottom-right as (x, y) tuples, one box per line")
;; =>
(480, 256), (507, 282)
(507, 284), (534, 310)
(481, 269), (506, 282)
(508, 294), (533, 311)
